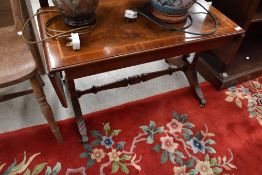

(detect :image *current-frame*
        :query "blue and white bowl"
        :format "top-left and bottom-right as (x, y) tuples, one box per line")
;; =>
(150, 0), (195, 15)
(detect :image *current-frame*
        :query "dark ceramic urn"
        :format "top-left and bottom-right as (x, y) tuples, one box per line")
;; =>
(52, 0), (99, 27)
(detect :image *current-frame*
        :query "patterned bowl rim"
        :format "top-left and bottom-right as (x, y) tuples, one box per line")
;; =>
(150, 0), (195, 15)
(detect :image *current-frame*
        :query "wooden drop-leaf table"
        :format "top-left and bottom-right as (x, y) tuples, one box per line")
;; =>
(37, 0), (244, 142)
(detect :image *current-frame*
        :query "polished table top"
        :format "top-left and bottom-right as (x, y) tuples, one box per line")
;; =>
(38, 0), (244, 73)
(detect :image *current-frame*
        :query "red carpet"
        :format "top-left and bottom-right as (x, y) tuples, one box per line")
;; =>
(0, 78), (262, 175)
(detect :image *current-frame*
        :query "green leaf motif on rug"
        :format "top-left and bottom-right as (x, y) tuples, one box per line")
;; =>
(213, 167), (223, 174)
(115, 141), (126, 151)
(120, 155), (131, 161)
(161, 150), (168, 164)
(206, 139), (216, 145)
(175, 157), (183, 166)
(86, 159), (95, 168)
(90, 130), (103, 139)
(32, 163), (47, 175)
(205, 146), (217, 154)
(43, 162), (62, 175)
(80, 152), (90, 158)
(119, 163), (129, 174)
(103, 123), (111, 136)
(44, 167), (52, 175)
(153, 144), (162, 152)
(210, 157), (217, 166)
(184, 122), (195, 128)
(23, 169), (30, 175)
(174, 150), (185, 159)
(186, 158), (194, 168)
(3, 160), (16, 175)
(146, 134), (154, 144)
(189, 169), (198, 175)
(110, 130), (122, 137)
(111, 161), (119, 173)
(52, 162), (62, 175)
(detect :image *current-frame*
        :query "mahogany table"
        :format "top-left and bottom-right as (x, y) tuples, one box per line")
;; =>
(37, 0), (244, 142)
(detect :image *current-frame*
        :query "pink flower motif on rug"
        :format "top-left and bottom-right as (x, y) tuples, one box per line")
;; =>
(91, 148), (105, 162)
(160, 136), (179, 153)
(173, 165), (188, 175)
(195, 160), (213, 175)
(167, 119), (183, 133)
(108, 149), (121, 162)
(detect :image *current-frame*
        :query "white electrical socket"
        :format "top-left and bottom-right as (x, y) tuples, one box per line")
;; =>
(68, 33), (80, 51)
(125, 10), (138, 20)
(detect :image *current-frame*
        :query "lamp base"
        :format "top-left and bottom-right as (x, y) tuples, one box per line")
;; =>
(150, 7), (188, 24)
(64, 13), (96, 27)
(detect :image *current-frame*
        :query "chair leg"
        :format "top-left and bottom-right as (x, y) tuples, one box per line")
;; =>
(30, 75), (63, 143)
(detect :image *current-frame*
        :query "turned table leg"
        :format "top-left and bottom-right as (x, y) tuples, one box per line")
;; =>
(166, 54), (206, 107)
(30, 75), (63, 143)
(183, 54), (206, 107)
(48, 72), (68, 108)
(66, 79), (88, 143)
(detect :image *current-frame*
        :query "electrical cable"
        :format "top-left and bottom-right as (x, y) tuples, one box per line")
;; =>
(21, 10), (96, 44)
(44, 14), (96, 38)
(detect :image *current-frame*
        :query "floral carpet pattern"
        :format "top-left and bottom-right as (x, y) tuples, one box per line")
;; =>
(80, 112), (236, 175)
(0, 77), (261, 175)
(0, 112), (237, 175)
(225, 78), (262, 125)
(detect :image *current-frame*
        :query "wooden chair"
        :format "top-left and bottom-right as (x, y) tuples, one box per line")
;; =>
(0, 0), (63, 143)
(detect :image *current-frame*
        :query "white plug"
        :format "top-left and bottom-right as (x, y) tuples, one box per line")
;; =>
(125, 10), (138, 20)
(68, 33), (80, 51)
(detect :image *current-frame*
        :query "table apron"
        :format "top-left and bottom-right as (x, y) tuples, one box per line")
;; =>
(64, 35), (238, 80)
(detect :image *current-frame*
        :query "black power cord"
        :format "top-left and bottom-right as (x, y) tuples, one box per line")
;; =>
(44, 14), (96, 38)
(22, 10), (96, 44)
(136, 1), (217, 36)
